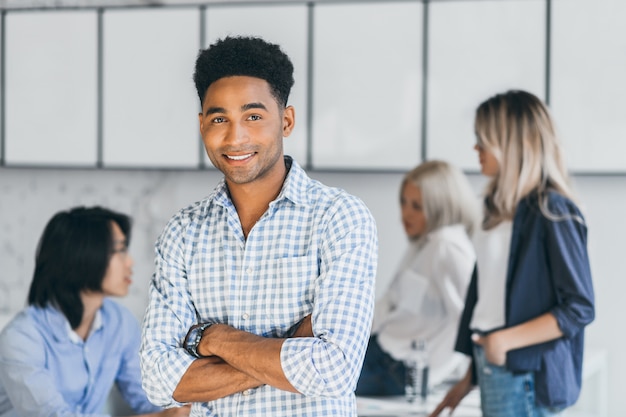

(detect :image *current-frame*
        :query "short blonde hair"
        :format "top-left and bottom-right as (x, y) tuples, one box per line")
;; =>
(475, 90), (576, 229)
(402, 160), (479, 236)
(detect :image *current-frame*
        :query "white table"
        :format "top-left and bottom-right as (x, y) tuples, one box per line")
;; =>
(357, 386), (482, 417)
(357, 347), (608, 417)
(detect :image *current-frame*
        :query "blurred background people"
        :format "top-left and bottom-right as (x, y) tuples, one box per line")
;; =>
(430, 90), (595, 417)
(0, 206), (190, 417)
(356, 160), (478, 396)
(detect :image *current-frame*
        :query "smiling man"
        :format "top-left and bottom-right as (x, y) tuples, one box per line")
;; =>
(139, 36), (378, 416)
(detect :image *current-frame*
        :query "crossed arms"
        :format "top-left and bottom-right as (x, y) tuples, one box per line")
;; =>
(173, 315), (313, 402)
(140, 197), (378, 407)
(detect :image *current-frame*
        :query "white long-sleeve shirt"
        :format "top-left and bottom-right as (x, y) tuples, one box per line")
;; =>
(372, 224), (475, 387)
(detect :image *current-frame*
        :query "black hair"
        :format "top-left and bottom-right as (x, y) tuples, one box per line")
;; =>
(193, 35), (294, 107)
(27, 206), (131, 329)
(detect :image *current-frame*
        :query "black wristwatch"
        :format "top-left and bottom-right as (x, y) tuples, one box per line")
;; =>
(183, 322), (213, 358)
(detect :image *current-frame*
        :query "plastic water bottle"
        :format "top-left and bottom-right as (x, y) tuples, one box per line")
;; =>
(404, 339), (429, 403)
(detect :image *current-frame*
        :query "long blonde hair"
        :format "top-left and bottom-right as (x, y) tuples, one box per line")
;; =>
(475, 90), (576, 229)
(402, 160), (479, 237)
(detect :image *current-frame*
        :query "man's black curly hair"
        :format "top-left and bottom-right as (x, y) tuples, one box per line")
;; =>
(193, 36), (294, 108)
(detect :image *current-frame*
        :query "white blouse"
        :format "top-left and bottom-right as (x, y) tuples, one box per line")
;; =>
(372, 224), (475, 387)
(469, 220), (512, 333)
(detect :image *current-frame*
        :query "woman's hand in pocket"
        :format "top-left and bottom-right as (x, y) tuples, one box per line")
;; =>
(472, 332), (507, 366)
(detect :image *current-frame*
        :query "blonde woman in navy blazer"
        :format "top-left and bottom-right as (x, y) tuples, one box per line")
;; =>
(430, 90), (594, 417)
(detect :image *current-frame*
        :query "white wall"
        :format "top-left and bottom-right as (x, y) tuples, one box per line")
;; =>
(0, 167), (624, 414)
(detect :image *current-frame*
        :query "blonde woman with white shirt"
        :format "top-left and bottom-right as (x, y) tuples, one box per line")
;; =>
(356, 160), (479, 395)
(430, 90), (594, 417)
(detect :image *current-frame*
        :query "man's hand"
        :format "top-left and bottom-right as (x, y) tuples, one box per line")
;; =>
(292, 314), (313, 338)
(198, 314), (314, 357)
(175, 314), (314, 402)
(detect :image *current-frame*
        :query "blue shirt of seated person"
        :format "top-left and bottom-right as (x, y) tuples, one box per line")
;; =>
(0, 206), (188, 417)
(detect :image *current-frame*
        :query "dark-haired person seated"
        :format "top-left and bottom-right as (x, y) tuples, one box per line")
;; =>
(0, 206), (190, 417)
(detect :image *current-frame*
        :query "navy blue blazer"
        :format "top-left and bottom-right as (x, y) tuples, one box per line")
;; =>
(455, 190), (595, 408)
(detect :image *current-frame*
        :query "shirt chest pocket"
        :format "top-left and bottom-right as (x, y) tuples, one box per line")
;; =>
(262, 255), (317, 336)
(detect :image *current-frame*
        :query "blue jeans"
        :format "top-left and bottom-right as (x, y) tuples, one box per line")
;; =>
(473, 344), (563, 417)
(356, 335), (406, 396)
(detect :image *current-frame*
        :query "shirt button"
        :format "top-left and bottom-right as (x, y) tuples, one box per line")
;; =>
(246, 267), (253, 275)
(242, 313), (249, 320)
(242, 389), (251, 396)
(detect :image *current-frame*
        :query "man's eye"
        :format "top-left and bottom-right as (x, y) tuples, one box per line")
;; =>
(248, 114), (261, 121)
(212, 116), (226, 123)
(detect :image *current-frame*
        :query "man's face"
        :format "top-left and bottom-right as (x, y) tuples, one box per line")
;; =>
(198, 76), (295, 186)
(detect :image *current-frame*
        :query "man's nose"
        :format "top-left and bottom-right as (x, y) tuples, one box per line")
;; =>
(225, 121), (249, 144)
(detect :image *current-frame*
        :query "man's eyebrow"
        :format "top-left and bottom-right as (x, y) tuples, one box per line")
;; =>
(203, 103), (267, 116)
(241, 102), (267, 111)
(204, 106), (227, 116)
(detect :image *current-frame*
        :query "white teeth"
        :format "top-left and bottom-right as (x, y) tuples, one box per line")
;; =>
(226, 153), (253, 161)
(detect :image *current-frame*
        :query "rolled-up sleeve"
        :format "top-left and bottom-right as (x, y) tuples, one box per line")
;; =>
(140, 215), (198, 407)
(280, 195), (377, 397)
(545, 202), (595, 339)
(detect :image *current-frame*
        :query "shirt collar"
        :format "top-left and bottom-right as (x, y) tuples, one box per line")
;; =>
(67, 308), (103, 344)
(274, 156), (309, 206)
(212, 156), (310, 209)
(41, 304), (103, 344)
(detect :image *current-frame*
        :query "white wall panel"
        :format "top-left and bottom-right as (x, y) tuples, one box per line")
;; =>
(5, 11), (98, 166)
(0, 16), (3, 164)
(552, 0), (626, 173)
(103, 8), (200, 168)
(313, 2), (422, 170)
(428, 0), (545, 171)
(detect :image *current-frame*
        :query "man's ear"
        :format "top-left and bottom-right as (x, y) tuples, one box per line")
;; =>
(282, 106), (295, 137)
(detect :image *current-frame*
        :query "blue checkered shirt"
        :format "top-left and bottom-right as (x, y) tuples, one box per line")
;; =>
(140, 157), (377, 416)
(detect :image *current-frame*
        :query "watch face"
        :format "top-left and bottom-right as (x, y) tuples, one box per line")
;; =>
(185, 322), (212, 358)
(188, 327), (199, 348)
(184, 325), (201, 352)
(193, 326), (203, 346)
